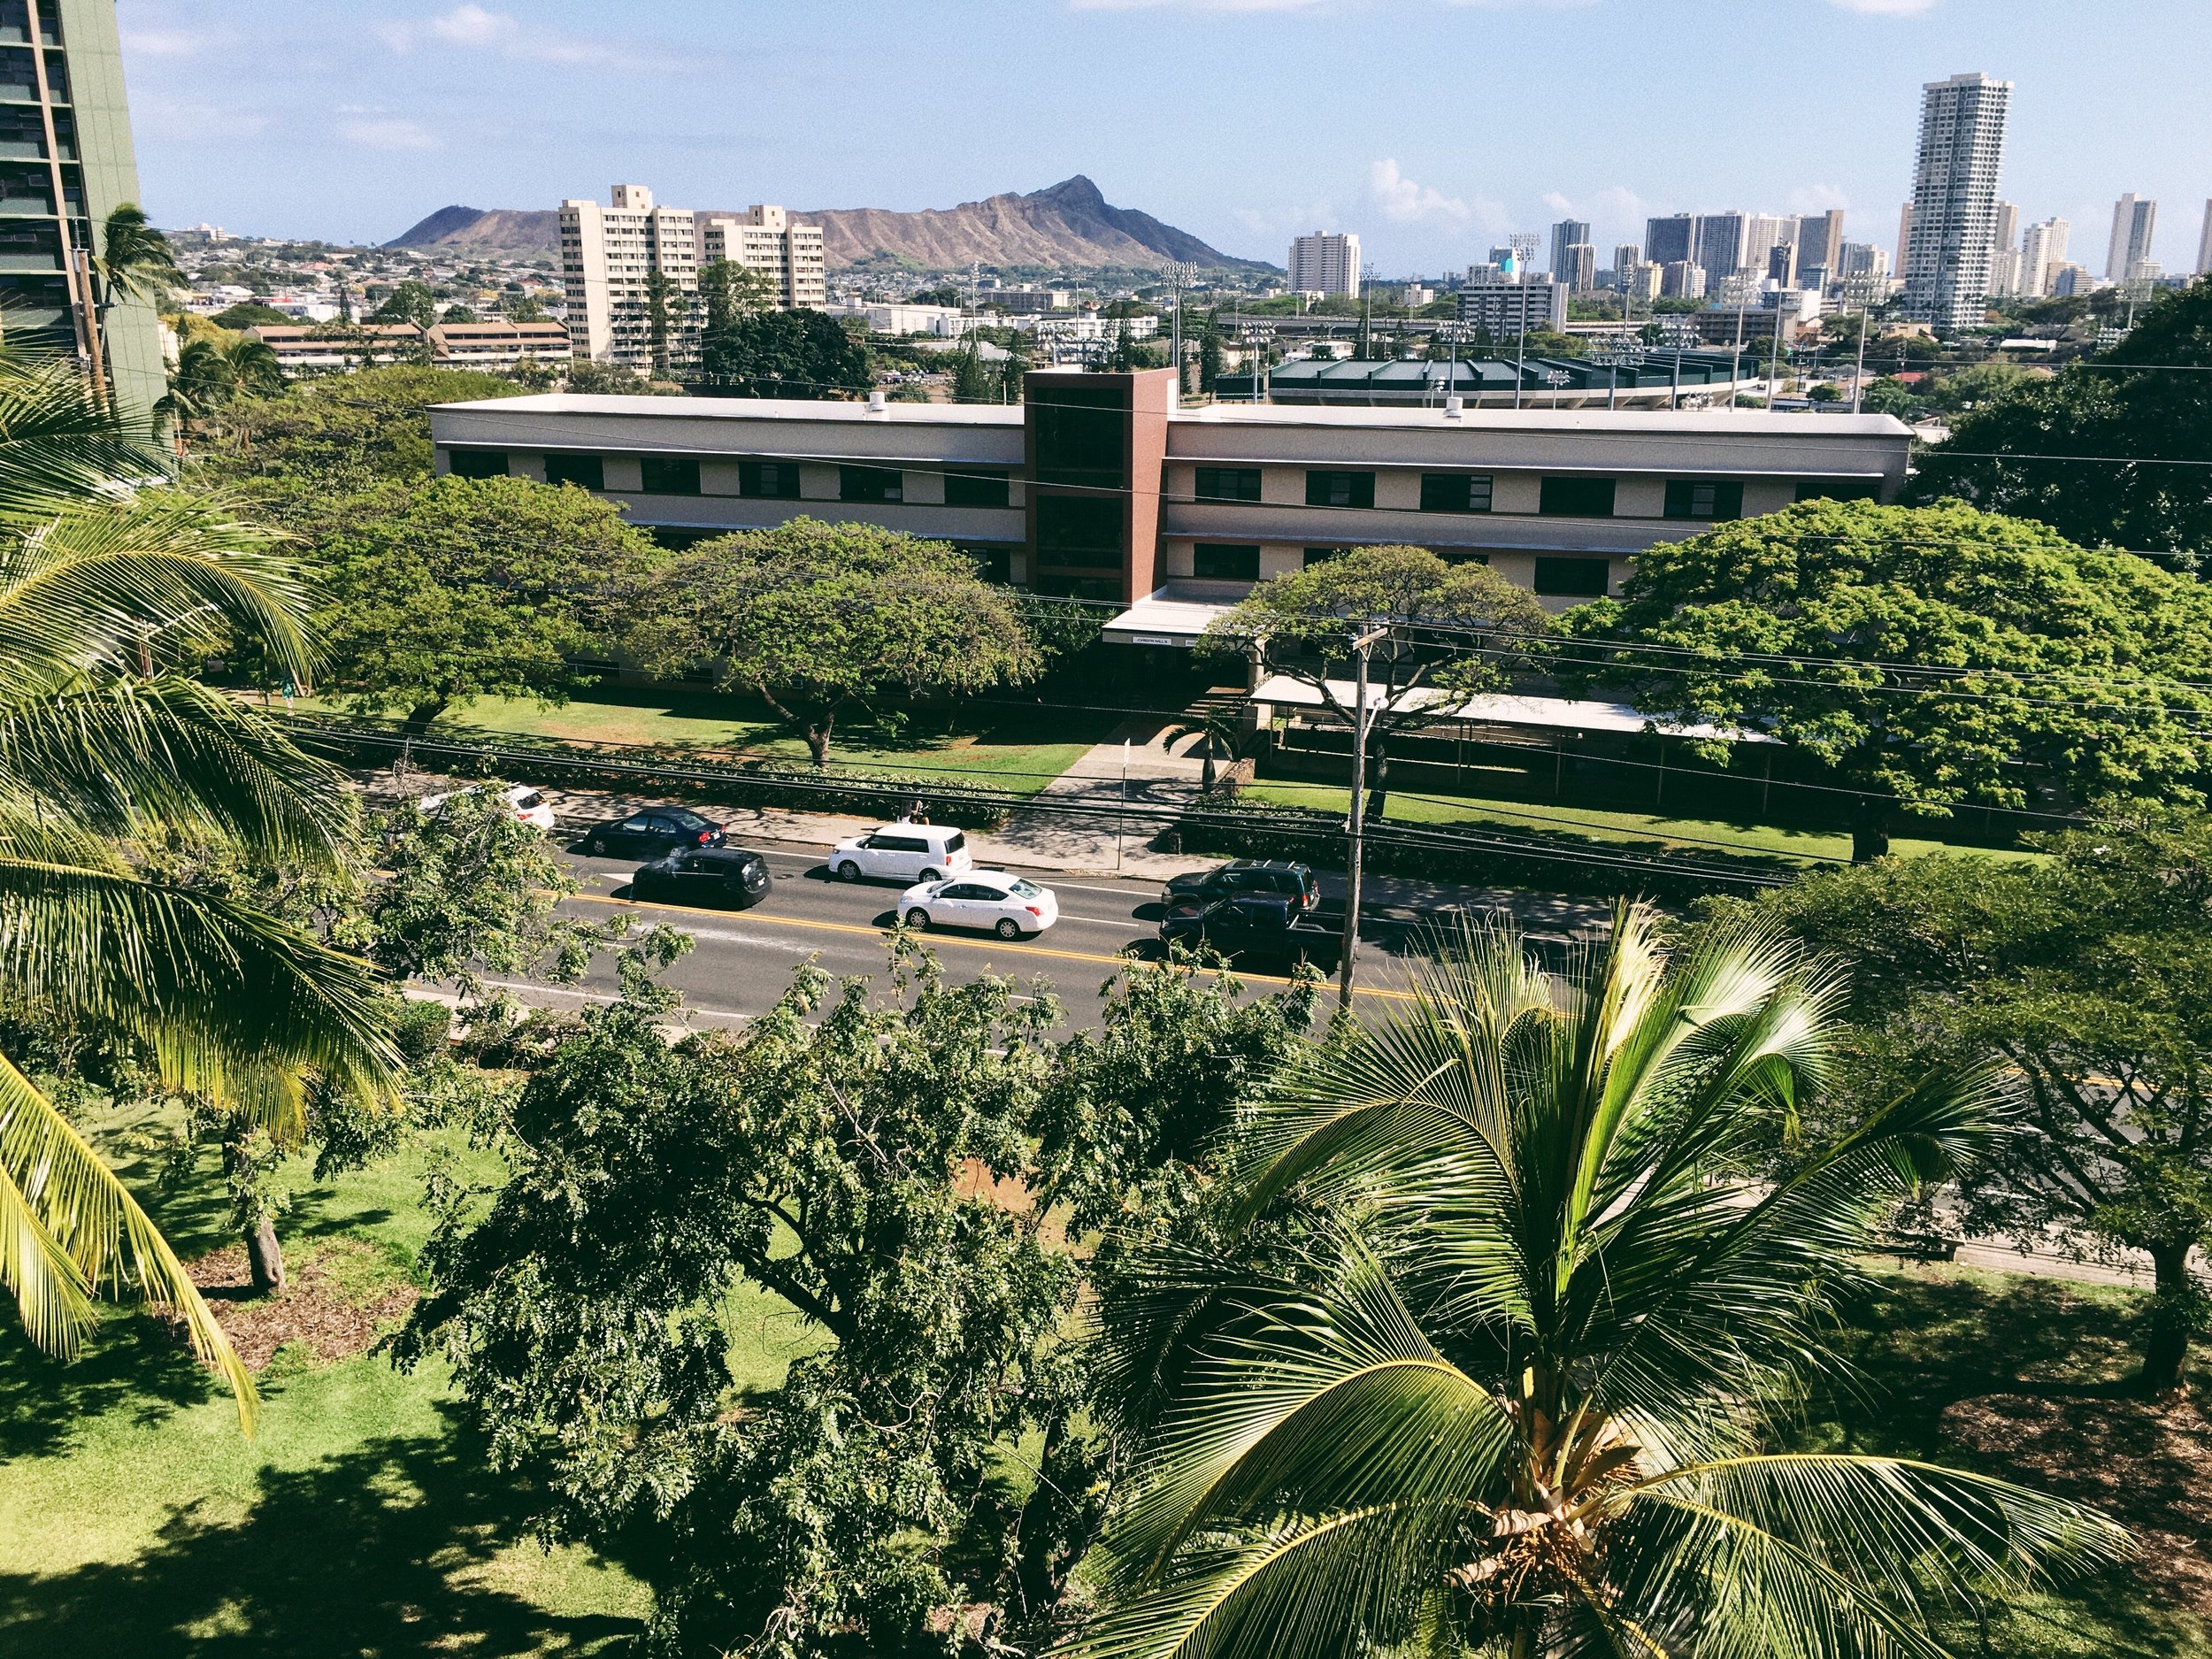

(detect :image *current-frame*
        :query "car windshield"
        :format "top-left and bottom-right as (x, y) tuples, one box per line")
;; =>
(668, 810), (710, 830)
(512, 790), (543, 810)
(1010, 879), (1043, 898)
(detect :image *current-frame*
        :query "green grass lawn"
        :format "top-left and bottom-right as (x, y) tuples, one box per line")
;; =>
(1242, 779), (2043, 868)
(291, 687), (1114, 797)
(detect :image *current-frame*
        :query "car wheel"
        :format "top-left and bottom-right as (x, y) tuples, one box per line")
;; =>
(588, 838), (607, 856)
(995, 918), (1022, 941)
(905, 908), (932, 931)
(836, 862), (860, 882)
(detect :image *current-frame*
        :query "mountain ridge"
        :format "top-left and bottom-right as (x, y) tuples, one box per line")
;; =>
(385, 177), (1274, 273)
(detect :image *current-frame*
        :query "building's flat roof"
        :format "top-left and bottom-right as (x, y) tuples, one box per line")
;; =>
(434, 392), (1909, 441)
(1252, 674), (1778, 743)
(432, 394), (1026, 426)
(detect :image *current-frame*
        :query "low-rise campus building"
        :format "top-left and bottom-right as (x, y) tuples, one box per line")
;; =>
(427, 366), (1910, 643)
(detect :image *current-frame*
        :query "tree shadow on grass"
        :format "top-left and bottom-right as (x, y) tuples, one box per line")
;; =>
(0, 1319), (218, 1461)
(0, 1402), (646, 1658)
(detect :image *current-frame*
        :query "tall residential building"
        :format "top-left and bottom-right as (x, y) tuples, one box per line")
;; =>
(561, 184), (700, 371)
(1987, 201), (2021, 294)
(1900, 72), (2012, 329)
(2198, 201), (2212, 276)
(700, 204), (827, 311)
(1548, 218), (1591, 276)
(1659, 261), (1706, 300)
(1742, 213), (1796, 274)
(1894, 203), (1915, 276)
(1645, 214), (1695, 267)
(1797, 209), (1847, 277)
(1287, 231), (1361, 297)
(0, 0), (164, 416)
(2018, 217), (2070, 297)
(1696, 212), (1747, 280)
(1611, 242), (1640, 281)
(1559, 242), (1596, 293)
(2106, 194), (2157, 281)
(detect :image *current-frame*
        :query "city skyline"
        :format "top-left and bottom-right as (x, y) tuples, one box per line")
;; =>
(120, 0), (2211, 278)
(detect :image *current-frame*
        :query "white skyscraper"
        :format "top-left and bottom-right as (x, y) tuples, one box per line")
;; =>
(1901, 72), (2012, 330)
(699, 205), (828, 311)
(2018, 217), (2070, 298)
(560, 184), (699, 370)
(2199, 201), (2212, 276)
(1287, 231), (1362, 298)
(1549, 219), (1591, 277)
(2107, 194), (2158, 281)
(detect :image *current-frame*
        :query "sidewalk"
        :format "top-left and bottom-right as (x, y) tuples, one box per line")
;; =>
(987, 716), (1211, 878)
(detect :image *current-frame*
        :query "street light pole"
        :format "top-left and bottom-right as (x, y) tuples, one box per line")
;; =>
(1337, 625), (1386, 1009)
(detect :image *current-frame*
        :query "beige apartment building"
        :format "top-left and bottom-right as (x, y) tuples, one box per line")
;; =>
(426, 367), (1911, 640)
(561, 185), (827, 372)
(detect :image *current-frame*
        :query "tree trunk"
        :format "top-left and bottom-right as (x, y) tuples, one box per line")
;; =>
(807, 713), (833, 770)
(401, 696), (449, 735)
(245, 1213), (287, 1294)
(2139, 1241), (2200, 1394)
(1200, 735), (1217, 794)
(1364, 732), (1390, 822)
(1848, 795), (1892, 863)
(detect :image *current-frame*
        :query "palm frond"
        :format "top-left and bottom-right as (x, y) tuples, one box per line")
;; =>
(0, 1152), (97, 1357)
(0, 1050), (256, 1427)
(0, 346), (169, 519)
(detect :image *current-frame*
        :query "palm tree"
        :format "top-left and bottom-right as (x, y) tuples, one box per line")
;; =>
(0, 346), (399, 1430)
(1078, 905), (2131, 1659)
(90, 204), (185, 309)
(168, 334), (286, 419)
(1160, 709), (1263, 794)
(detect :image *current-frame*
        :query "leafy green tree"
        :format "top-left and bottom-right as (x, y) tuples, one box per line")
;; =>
(1568, 500), (2212, 860)
(189, 363), (523, 495)
(438, 303), (479, 324)
(950, 340), (992, 403)
(697, 307), (871, 397)
(561, 358), (664, 396)
(1197, 322), (1224, 395)
(1908, 277), (2212, 557)
(697, 258), (776, 333)
(207, 301), (291, 331)
(1202, 545), (1552, 818)
(1075, 907), (2131, 1659)
(0, 347), (401, 1425)
(628, 518), (1038, 766)
(1858, 374), (1920, 417)
(367, 280), (439, 329)
(500, 292), (549, 323)
(1717, 814), (2212, 1392)
(311, 473), (659, 731)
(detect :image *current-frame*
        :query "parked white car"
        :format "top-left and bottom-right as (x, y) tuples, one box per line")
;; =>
(828, 823), (972, 884)
(898, 870), (1058, 939)
(418, 783), (557, 833)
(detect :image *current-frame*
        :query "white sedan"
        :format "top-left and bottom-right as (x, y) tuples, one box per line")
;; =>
(898, 870), (1059, 939)
(417, 783), (557, 833)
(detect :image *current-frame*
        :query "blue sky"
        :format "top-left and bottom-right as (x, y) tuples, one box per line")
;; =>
(120, 0), (2212, 276)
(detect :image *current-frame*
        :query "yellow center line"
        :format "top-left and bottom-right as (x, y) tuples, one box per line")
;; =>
(565, 891), (1418, 1002)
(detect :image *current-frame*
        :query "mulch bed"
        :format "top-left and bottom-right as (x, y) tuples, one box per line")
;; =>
(182, 1240), (419, 1371)
(1943, 1390), (2212, 1613)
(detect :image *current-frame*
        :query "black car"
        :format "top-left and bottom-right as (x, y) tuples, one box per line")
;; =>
(1163, 859), (1321, 915)
(583, 806), (726, 858)
(629, 847), (772, 909)
(1159, 894), (1342, 972)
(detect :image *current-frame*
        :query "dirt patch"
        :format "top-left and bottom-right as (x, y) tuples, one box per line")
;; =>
(182, 1238), (419, 1371)
(1943, 1391), (2212, 1613)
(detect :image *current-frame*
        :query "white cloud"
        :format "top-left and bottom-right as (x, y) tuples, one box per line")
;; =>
(133, 92), (268, 142)
(376, 4), (613, 65)
(1371, 158), (1471, 224)
(340, 116), (440, 151)
(120, 27), (203, 57)
(1824, 0), (1938, 13)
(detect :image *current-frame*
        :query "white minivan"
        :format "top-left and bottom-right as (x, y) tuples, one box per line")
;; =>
(829, 823), (972, 885)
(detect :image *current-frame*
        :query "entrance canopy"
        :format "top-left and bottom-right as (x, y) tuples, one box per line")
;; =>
(1249, 674), (1778, 744)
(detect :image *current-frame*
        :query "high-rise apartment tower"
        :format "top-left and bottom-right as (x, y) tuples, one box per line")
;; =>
(0, 0), (164, 415)
(1987, 201), (2021, 295)
(2106, 194), (2157, 281)
(1900, 72), (2012, 330)
(700, 204), (827, 311)
(1549, 219), (1591, 277)
(2198, 201), (2212, 277)
(1287, 231), (1361, 298)
(2018, 217), (2069, 298)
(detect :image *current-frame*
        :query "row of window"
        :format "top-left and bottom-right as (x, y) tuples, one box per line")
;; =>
(1196, 543), (1611, 597)
(447, 449), (1012, 507)
(1190, 467), (1872, 519)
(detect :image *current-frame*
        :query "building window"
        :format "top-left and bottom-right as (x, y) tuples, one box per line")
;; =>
(944, 468), (1011, 507)
(1305, 470), (1375, 509)
(956, 543), (1013, 583)
(739, 460), (802, 499)
(840, 465), (903, 503)
(1538, 475), (1616, 517)
(544, 452), (604, 490)
(1035, 495), (1123, 570)
(447, 448), (508, 479)
(1303, 545), (1346, 567)
(1194, 466), (1263, 503)
(1795, 478), (1881, 503)
(1419, 473), (1494, 514)
(641, 456), (701, 495)
(1033, 385), (1126, 488)
(1663, 479), (1744, 520)
(1533, 556), (1611, 597)
(1193, 543), (1261, 580)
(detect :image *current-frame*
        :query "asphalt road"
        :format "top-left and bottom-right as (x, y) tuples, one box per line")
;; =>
(511, 844), (1457, 1030)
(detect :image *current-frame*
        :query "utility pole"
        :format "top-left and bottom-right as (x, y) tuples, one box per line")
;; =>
(1850, 307), (1869, 412)
(1337, 624), (1387, 1010)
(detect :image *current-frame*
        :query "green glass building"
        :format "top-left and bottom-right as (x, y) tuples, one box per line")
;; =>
(0, 0), (163, 416)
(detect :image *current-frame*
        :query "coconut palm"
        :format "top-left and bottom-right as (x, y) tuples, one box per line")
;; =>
(90, 204), (185, 309)
(1078, 905), (2131, 1659)
(168, 334), (286, 419)
(0, 345), (399, 1430)
(1160, 708), (1265, 794)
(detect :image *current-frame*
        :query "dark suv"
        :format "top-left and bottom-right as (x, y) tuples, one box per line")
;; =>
(1163, 859), (1321, 915)
(630, 847), (772, 910)
(582, 806), (726, 858)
